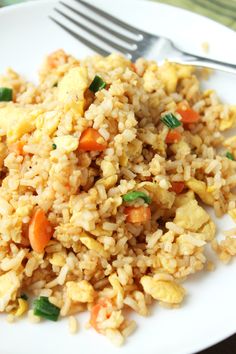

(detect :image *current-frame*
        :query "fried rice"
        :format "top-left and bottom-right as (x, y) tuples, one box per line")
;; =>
(0, 49), (235, 346)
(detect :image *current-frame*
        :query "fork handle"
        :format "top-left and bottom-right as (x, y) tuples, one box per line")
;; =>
(173, 50), (236, 75)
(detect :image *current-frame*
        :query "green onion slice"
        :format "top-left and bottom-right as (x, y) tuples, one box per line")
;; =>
(122, 191), (152, 204)
(89, 75), (106, 93)
(226, 151), (235, 161)
(160, 113), (182, 129)
(0, 87), (13, 102)
(52, 143), (57, 150)
(33, 296), (60, 321)
(20, 293), (28, 301)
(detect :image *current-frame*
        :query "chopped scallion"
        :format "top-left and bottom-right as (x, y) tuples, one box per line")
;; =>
(160, 113), (181, 129)
(0, 87), (13, 102)
(89, 75), (106, 93)
(52, 143), (57, 150)
(226, 151), (234, 161)
(33, 296), (60, 321)
(122, 191), (152, 204)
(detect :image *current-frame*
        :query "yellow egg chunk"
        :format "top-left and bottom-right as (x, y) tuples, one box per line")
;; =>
(176, 64), (194, 79)
(58, 66), (88, 115)
(53, 135), (78, 153)
(66, 280), (95, 303)
(36, 111), (60, 136)
(186, 178), (214, 206)
(0, 105), (42, 143)
(0, 270), (21, 311)
(174, 199), (210, 231)
(219, 106), (236, 131)
(141, 276), (185, 304)
(13, 298), (28, 317)
(79, 235), (108, 258)
(158, 62), (178, 94)
(174, 190), (195, 208)
(49, 253), (66, 267)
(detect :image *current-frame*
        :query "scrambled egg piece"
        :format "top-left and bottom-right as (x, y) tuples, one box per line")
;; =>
(49, 253), (66, 267)
(228, 208), (236, 222)
(80, 234), (108, 258)
(66, 280), (95, 303)
(174, 190), (195, 208)
(141, 276), (185, 304)
(93, 53), (131, 72)
(139, 181), (175, 209)
(0, 270), (20, 311)
(36, 111), (60, 136)
(0, 105), (42, 143)
(206, 185), (216, 193)
(12, 298), (28, 317)
(219, 106), (236, 131)
(53, 135), (78, 153)
(174, 199), (210, 231)
(90, 226), (113, 237)
(158, 62), (178, 94)
(176, 64), (194, 79)
(58, 66), (88, 115)
(170, 140), (191, 157)
(143, 63), (160, 93)
(186, 178), (214, 206)
(96, 175), (118, 190)
(101, 160), (117, 178)
(157, 62), (194, 94)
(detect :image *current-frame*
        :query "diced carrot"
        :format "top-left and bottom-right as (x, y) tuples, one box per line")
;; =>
(170, 182), (185, 194)
(78, 128), (107, 152)
(28, 208), (53, 253)
(165, 130), (182, 144)
(90, 299), (112, 332)
(124, 206), (151, 223)
(9, 141), (25, 155)
(177, 108), (200, 123)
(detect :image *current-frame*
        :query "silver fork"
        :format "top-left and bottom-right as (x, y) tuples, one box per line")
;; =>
(50, 0), (236, 74)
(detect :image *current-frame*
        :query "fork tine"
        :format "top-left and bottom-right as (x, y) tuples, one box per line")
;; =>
(54, 8), (132, 55)
(59, 1), (138, 45)
(75, 0), (144, 37)
(49, 16), (110, 57)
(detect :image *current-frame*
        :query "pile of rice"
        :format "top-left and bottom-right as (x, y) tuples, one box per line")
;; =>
(0, 50), (235, 346)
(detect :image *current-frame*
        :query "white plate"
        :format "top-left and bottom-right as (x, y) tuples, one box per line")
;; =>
(0, 1), (236, 353)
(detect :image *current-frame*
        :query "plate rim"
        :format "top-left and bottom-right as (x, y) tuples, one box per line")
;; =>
(1, 0), (236, 37)
(0, 1), (235, 354)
